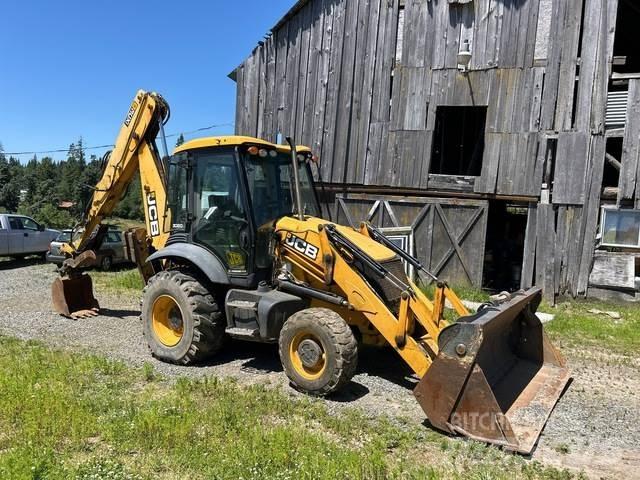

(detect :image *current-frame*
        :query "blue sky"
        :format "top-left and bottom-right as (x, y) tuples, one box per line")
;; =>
(0, 0), (294, 162)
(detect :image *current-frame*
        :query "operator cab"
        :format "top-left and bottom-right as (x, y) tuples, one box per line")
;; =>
(167, 136), (321, 286)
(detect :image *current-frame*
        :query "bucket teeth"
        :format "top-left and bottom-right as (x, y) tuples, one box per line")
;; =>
(69, 308), (100, 320)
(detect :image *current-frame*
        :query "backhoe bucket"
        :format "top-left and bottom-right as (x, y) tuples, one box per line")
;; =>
(52, 251), (100, 319)
(52, 275), (100, 318)
(414, 288), (570, 454)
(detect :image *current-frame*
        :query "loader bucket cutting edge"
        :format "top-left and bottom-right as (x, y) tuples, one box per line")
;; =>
(52, 274), (100, 319)
(414, 287), (571, 454)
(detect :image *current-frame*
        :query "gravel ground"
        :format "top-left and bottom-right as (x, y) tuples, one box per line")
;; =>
(1, 260), (639, 479)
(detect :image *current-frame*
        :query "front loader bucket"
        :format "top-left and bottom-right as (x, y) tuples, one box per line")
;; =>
(414, 288), (570, 454)
(52, 274), (100, 319)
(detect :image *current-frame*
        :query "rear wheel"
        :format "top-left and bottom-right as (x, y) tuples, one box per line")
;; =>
(279, 308), (358, 396)
(100, 255), (113, 271)
(142, 270), (225, 365)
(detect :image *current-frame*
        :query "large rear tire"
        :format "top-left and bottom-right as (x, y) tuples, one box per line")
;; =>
(142, 270), (225, 365)
(278, 308), (358, 396)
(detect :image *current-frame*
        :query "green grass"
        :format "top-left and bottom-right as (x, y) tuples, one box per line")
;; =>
(91, 268), (144, 293)
(0, 336), (579, 480)
(104, 217), (146, 232)
(544, 298), (640, 357)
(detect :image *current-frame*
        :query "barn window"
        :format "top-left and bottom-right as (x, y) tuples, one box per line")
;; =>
(613, 0), (640, 73)
(430, 106), (487, 176)
(600, 208), (640, 248)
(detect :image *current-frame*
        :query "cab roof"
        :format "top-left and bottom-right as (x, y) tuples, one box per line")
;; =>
(173, 136), (312, 155)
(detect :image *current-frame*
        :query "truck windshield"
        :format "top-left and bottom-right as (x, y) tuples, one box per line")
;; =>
(56, 231), (72, 243)
(243, 151), (320, 228)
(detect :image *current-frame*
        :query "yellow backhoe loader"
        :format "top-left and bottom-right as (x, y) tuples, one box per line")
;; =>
(53, 90), (570, 454)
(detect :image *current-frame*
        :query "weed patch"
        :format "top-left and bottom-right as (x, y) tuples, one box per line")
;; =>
(91, 268), (144, 293)
(0, 336), (578, 479)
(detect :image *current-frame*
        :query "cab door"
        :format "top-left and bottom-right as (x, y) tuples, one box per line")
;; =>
(7, 216), (25, 254)
(19, 217), (46, 253)
(102, 231), (125, 262)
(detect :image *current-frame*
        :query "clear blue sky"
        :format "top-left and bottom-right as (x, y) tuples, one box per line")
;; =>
(0, 0), (294, 162)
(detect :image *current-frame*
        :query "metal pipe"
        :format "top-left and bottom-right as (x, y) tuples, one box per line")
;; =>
(286, 137), (305, 221)
(278, 279), (349, 307)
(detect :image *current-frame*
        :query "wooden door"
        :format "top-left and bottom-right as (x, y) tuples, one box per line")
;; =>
(335, 194), (489, 286)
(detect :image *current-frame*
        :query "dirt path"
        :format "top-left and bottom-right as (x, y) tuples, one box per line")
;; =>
(1, 261), (639, 479)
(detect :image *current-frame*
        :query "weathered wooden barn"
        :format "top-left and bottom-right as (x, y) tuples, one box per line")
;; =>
(231, 0), (640, 301)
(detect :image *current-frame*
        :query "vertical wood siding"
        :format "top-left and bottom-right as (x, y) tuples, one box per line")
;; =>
(233, 0), (619, 298)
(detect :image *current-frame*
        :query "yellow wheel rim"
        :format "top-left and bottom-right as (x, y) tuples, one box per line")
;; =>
(289, 330), (326, 381)
(151, 295), (184, 347)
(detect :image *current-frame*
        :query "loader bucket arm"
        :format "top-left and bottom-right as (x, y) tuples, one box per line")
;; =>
(310, 222), (569, 453)
(414, 288), (571, 454)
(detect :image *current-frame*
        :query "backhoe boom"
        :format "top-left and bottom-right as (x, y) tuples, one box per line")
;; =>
(53, 90), (172, 317)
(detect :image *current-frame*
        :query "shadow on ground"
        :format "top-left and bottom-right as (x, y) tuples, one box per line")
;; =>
(100, 308), (142, 319)
(0, 255), (48, 271)
(189, 340), (418, 400)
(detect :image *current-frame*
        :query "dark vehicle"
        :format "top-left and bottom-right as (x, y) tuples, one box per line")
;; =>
(47, 229), (129, 271)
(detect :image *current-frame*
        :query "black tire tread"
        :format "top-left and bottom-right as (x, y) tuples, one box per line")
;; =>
(279, 307), (358, 396)
(142, 269), (224, 365)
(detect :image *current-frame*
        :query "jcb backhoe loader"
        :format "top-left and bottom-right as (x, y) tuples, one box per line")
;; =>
(54, 90), (570, 454)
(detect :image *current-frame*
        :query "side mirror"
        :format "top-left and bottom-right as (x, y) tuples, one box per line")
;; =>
(38, 224), (45, 232)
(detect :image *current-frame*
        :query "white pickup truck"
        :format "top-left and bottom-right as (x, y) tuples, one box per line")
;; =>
(0, 214), (61, 259)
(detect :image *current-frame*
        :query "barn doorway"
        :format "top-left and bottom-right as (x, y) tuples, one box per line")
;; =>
(483, 200), (529, 292)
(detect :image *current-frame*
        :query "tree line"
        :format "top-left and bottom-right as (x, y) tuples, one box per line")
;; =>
(0, 139), (144, 228)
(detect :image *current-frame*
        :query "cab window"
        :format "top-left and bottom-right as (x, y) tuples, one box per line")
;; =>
(21, 217), (39, 231)
(56, 231), (72, 243)
(192, 151), (249, 272)
(106, 232), (121, 243)
(9, 217), (22, 230)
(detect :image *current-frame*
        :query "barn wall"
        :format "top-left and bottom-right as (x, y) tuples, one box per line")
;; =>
(234, 0), (620, 297)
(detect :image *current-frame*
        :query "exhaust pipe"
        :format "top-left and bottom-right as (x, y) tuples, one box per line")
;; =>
(286, 137), (305, 221)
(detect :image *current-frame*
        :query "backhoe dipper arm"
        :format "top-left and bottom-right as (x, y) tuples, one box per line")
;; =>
(62, 90), (171, 260)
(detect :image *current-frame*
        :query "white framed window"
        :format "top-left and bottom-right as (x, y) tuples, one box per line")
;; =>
(599, 207), (640, 248)
(380, 226), (415, 280)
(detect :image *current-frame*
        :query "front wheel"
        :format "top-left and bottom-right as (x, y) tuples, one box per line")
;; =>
(142, 270), (225, 365)
(279, 308), (358, 396)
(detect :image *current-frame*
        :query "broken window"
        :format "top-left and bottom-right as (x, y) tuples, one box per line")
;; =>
(430, 106), (487, 176)
(602, 138), (622, 196)
(613, 0), (640, 73)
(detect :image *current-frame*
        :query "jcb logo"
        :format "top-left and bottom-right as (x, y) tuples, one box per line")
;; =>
(146, 192), (160, 237)
(285, 234), (319, 261)
(124, 101), (138, 127)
